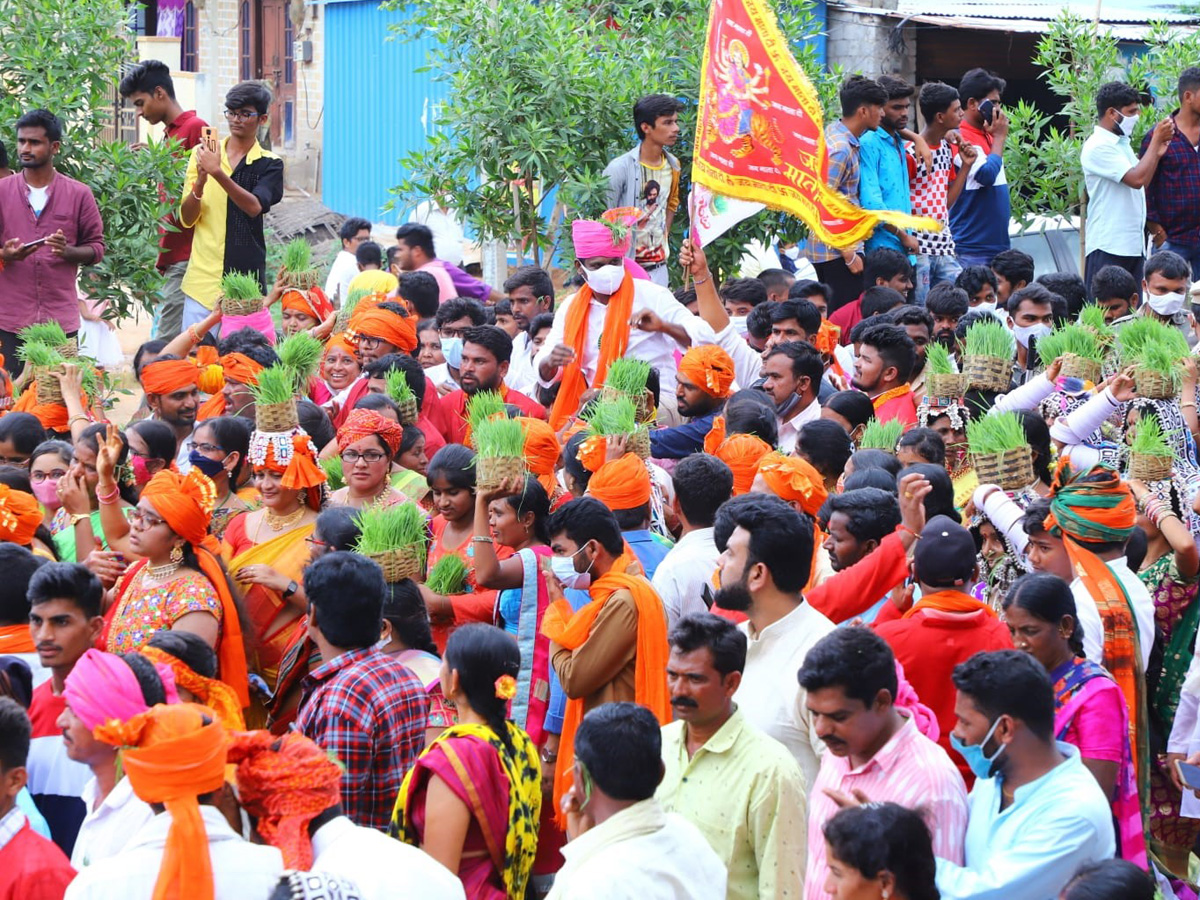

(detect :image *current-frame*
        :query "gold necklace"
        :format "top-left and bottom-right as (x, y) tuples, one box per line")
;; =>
(143, 561), (181, 583)
(264, 506), (306, 532)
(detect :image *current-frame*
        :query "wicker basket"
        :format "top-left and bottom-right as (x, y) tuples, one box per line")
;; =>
(34, 366), (63, 405)
(476, 455), (527, 491)
(925, 372), (964, 401)
(396, 397), (419, 427)
(368, 546), (424, 583)
(1058, 354), (1102, 385)
(1128, 452), (1173, 482)
(963, 355), (1014, 393)
(1133, 366), (1178, 400)
(58, 338), (78, 359)
(281, 269), (321, 291)
(971, 446), (1034, 491)
(256, 398), (299, 434)
(628, 428), (651, 460)
(599, 386), (654, 423)
(221, 295), (265, 317)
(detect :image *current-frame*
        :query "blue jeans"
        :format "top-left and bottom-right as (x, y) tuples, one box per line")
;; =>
(1162, 241), (1200, 281)
(914, 253), (963, 306)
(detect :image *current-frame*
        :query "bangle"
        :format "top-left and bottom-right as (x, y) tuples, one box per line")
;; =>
(188, 325), (203, 345)
(897, 524), (921, 540)
(96, 485), (120, 504)
(1183, 401), (1197, 409)
(191, 189), (203, 201)
(471, 535), (494, 543)
(692, 275), (710, 285)
(68, 413), (90, 427)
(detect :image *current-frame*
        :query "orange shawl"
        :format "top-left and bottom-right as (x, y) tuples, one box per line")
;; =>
(547, 276), (636, 430)
(0, 622), (34, 653)
(903, 589), (997, 619)
(540, 556), (669, 826)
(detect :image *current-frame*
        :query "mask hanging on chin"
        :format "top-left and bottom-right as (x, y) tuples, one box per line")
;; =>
(583, 264), (627, 296)
(949, 717), (1007, 780)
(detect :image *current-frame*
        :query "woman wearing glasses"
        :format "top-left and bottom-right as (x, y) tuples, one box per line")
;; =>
(328, 408), (412, 509)
(188, 416), (255, 540)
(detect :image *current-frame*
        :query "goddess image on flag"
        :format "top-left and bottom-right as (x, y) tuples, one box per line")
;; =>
(706, 37), (782, 162)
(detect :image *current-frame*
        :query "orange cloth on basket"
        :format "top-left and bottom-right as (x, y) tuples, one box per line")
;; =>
(93, 704), (229, 900)
(0, 483), (44, 547)
(587, 453), (651, 511)
(142, 359), (199, 396)
(349, 307), (418, 353)
(677, 345), (735, 399)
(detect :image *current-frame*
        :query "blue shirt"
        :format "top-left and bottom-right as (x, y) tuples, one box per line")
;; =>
(649, 410), (720, 460)
(623, 529), (674, 581)
(935, 743), (1115, 900)
(859, 127), (912, 252)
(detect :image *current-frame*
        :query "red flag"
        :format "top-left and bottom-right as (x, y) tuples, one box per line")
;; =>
(692, 0), (938, 248)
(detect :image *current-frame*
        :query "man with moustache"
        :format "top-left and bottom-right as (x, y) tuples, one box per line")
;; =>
(440, 325), (545, 446)
(649, 345), (735, 459)
(657, 613), (807, 900)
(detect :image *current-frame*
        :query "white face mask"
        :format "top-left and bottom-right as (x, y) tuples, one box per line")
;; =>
(781, 246), (801, 260)
(974, 301), (997, 314)
(1115, 112), (1138, 139)
(1011, 321), (1052, 349)
(584, 264), (626, 295)
(730, 315), (748, 335)
(1146, 290), (1186, 316)
(550, 548), (593, 590)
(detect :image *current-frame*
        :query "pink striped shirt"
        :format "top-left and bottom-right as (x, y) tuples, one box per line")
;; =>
(805, 713), (969, 900)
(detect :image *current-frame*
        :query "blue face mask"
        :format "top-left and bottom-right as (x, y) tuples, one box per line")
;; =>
(949, 717), (1006, 780)
(440, 336), (463, 369)
(188, 449), (227, 479)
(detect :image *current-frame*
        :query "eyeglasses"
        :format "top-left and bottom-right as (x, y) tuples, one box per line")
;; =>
(129, 508), (167, 529)
(341, 450), (387, 464)
(357, 335), (384, 351)
(305, 536), (328, 549)
(224, 109), (261, 121)
(30, 469), (67, 483)
(193, 442), (225, 455)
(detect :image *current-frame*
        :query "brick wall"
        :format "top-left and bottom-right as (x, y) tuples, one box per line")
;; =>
(826, 7), (917, 86)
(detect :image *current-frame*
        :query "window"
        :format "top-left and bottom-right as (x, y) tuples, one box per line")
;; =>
(240, 0), (252, 82)
(182, 1), (198, 72)
(284, 11), (294, 85)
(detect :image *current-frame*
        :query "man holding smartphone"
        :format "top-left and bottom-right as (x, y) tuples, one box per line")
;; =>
(0, 109), (104, 373)
(950, 68), (1011, 270)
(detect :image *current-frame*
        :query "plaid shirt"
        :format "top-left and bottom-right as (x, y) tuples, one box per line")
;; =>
(296, 645), (426, 831)
(806, 121), (863, 263)
(1143, 110), (1200, 248)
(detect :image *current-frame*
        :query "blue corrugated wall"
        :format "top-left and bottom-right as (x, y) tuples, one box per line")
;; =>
(322, 0), (448, 225)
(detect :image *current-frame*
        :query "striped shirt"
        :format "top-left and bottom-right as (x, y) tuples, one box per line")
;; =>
(27, 681), (90, 856)
(805, 712), (969, 900)
(805, 121), (863, 264)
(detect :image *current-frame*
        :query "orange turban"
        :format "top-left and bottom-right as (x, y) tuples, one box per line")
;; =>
(94, 704), (228, 900)
(519, 416), (561, 496)
(587, 452), (652, 511)
(349, 307), (418, 353)
(757, 451), (828, 517)
(678, 345), (735, 399)
(576, 435), (608, 474)
(196, 353), (265, 420)
(323, 333), (357, 360)
(251, 431), (327, 511)
(227, 731), (343, 869)
(713, 433), (772, 495)
(0, 484), (44, 546)
(703, 415), (727, 456)
(281, 287), (333, 323)
(813, 319), (842, 356)
(337, 408), (404, 456)
(138, 645), (245, 732)
(142, 359), (199, 396)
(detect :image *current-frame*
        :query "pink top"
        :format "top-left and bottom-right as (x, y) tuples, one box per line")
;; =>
(805, 713), (969, 900)
(1059, 676), (1125, 763)
(418, 260), (457, 303)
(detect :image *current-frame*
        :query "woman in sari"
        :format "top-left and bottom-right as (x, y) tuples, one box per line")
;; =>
(329, 408), (410, 509)
(1002, 572), (1146, 867)
(103, 467), (250, 711)
(381, 577), (455, 746)
(393, 424), (430, 505)
(190, 416), (256, 540)
(223, 428), (326, 690)
(392, 624), (541, 900)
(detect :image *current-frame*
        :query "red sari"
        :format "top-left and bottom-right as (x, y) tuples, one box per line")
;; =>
(427, 516), (510, 652)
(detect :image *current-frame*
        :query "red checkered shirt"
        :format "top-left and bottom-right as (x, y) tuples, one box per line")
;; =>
(907, 138), (958, 256)
(297, 645), (427, 831)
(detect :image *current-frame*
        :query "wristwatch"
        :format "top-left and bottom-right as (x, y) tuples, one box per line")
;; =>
(282, 580), (299, 599)
(69, 513), (90, 527)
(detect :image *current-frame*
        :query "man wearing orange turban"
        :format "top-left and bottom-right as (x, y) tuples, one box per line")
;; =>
(142, 356), (200, 461)
(651, 344), (735, 459)
(519, 416), (561, 498)
(586, 452), (673, 579)
(280, 286), (333, 336)
(75, 704), (284, 900)
(0, 483), (44, 549)
(349, 304), (418, 362)
(710, 433), (773, 495)
(197, 352), (265, 421)
(753, 451), (830, 590)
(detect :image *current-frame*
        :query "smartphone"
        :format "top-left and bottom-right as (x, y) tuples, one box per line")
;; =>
(19, 235), (50, 251)
(979, 99), (995, 125)
(1176, 760), (1200, 792)
(200, 126), (218, 155)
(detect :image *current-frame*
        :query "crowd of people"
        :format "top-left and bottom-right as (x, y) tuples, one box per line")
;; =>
(1, 54), (1199, 900)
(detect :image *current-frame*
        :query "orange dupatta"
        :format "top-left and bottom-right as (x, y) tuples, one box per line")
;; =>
(0, 623), (34, 653)
(540, 554), (669, 827)
(902, 589), (997, 619)
(547, 276), (636, 430)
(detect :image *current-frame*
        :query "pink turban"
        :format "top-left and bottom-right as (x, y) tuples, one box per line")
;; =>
(571, 208), (640, 258)
(63, 648), (180, 731)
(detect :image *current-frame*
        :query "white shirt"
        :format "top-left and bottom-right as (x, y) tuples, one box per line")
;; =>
(1070, 557), (1155, 672)
(714, 322), (764, 387)
(1080, 126), (1146, 257)
(548, 799), (727, 900)
(735, 602), (835, 789)
(409, 201), (465, 266)
(28, 184), (49, 217)
(311, 814), (465, 900)
(71, 775), (154, 870)
(65, 806), (283, 900)
(424, 362), (458, 392)
(507, 331), (538, 396)
(534, 278), (717, 400)
(1169, 624), (1200, 817)
(324, 249), (360, 307)
(776, 397), (821, 455)
(651, 527), (719, 628)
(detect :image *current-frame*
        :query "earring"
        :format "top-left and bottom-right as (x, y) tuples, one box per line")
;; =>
(170, 544), (184, 564)
(881, 890), (890, 900)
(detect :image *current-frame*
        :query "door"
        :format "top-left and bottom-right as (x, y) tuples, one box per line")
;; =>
(258, 0), (296, 147)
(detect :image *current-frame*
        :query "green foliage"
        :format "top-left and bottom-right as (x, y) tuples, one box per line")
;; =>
(858, 418), (903, 452)
(425, 553), (470, 594)
(282, 238), (313, 273)
(925, 341), (954, 376)
(17, 322), (69, 348)
(16, 340), (64, 368)
(604, 358), (652, 397)
(583, 395), (638, 436)
(250, 366), (297, 406)
(320, 455), (345, 492)
(382, 0), (837, 281)
(384, 369), (415, 406)
(1078, 304), (1113, 337)
(0, 0), (184, 320)
(1036, 323), (1102, 363)
(220, 271), (264, 301)
(963, 319), (1015, 360)
(353, 501), (428, 555)
(465, 391), (506, 430)
(472, 416), (526, 459)
(967, 411), (1028, 455)
(1130, 416), (1173, 458)
(276, 332), (324, 389)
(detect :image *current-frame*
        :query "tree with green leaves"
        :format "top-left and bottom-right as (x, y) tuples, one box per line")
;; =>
(382, 0), (838, 282)
(0, 0), (184, 321)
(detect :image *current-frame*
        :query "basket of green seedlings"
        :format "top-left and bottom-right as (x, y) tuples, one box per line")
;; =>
(967, 410), (1032, 490)
(923, 342), (962, 400)
(1127, 415), (1174, 482)
(1077, 303), (1115, 346)
(583, 394), (650, 460)
(319, 454), (345, 492)
(858, 417), (904, 453)
(219, 271), (266, 318)
(276, 331), (324, 394)
(280, 238), (321, 290)
(1036, 323), (1103, 385)
(334, 286), (372, 333)
(425, 553), (470, 595)
(1119, 318), (1190, 399)
(600, 358), (654, 423)
(385, 369), (419, 426)
(472, 416), (528, 491)
(353, 501), (427, 582)
(19, 321), (76, 358)
(962, 320), (1016, 392)
(250, 365), (300, 433)
(464, 390), (506, 447)
(19, 340), (66, 405)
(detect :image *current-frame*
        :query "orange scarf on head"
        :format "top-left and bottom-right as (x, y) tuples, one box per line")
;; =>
(0, 623), (34, 653)
(137, 646), (246, 732)
(548, 276), (637, 430)
(903, 589), (997, 619)
(142, 359), (200, 396)
(540, 558), (669, 827)
(197, 353), (264, 421)
(756, 452), (828, 590)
